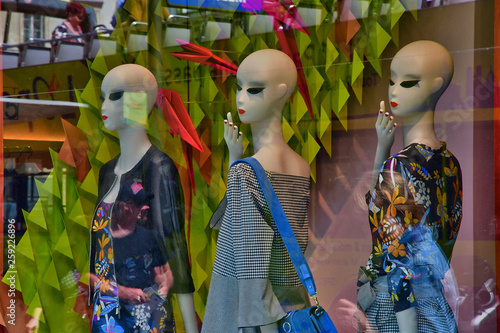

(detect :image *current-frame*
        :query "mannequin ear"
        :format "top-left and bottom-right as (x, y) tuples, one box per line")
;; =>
(431, 77), (444, 94)
(276, 83), (288, 99)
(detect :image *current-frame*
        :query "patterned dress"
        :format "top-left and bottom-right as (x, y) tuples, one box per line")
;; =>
(52, 22), (84, 43)
(202, 163), (311, 332)
(361, 142), (462, 332)
(91, 201), (173, 333)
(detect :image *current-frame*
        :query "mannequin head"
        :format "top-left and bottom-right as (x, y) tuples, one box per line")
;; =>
(236, 49), (297, 124)
(101, 64), (158, 131)
(389, 40), (453, 117)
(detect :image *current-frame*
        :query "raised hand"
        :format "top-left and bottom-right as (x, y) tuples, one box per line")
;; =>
(224, 112), (243, 166)
(370, 101), (397, 190)
(375, 101), (397, 151)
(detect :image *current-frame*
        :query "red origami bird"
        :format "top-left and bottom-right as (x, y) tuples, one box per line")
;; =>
(155, 88), (203, 193)
(171, 39), (238, 74)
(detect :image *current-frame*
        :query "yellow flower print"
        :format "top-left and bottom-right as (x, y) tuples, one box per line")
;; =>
(93, 218), (108, 232)
(100, 277), (110, 293)
(384, 186), (407, 217)
(388, 240), (406, 257)
(433, 170), (440, 179)
(437, 187), (449, 225)
(108, 248), (113, 261)
(404, 211), (419, 226)
(374, 240), (383, 256)
(98, 234), (110, 261)
(370, 208), (385, 235)
(444, 159), (458, 177)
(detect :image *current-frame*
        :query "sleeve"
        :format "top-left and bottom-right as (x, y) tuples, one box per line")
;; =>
(369, 158), (424, 312)
(152, 157), (194, 294)
(226, 164), (286, 326)
(52, 24), (65, 39)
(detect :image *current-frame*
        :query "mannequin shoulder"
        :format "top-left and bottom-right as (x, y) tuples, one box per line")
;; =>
(255, 147), (310, 177)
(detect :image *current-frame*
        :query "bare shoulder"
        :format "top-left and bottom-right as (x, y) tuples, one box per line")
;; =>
(255, 146), (310, 177)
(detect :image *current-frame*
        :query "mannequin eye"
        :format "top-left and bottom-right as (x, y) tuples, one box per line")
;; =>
(389, 80), (395, 86)
(99, 96), (105, 102)
(236, 84), (242, 91)
(401, 80), (420, 88)
(247, 88), (264, 95)
(109, 91), (124, 101)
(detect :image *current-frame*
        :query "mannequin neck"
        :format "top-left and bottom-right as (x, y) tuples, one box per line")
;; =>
(251, 117), (287, 154)
(115, 127), (152, 174)
(401, 109), (441, 149)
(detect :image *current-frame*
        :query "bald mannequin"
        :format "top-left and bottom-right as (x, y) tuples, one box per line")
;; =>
(371, 40), (454, 189)
(365, 41), (457, 333)
(95, 64), (199, 333)
(204, 50), (311, 333)
(224, 48), (310, 177)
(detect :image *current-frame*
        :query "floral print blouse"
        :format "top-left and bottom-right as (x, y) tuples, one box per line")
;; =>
(365, 142), (462, 312)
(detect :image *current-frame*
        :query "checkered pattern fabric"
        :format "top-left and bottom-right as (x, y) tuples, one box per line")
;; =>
(364, 293), (457, 333)
(213, 163), (310, 286)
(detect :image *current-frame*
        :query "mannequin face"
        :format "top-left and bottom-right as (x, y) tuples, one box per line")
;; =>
(236, 51), (292, 124)
(101, 65), (154, 131)
(101, 79), (127, 131)
(388, 55), (435, 116)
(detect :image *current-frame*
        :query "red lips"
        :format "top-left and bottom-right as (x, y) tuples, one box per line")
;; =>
(390, 102), (398, 108)
(102, 115), (108, 120)
(238, 109), (245, 115)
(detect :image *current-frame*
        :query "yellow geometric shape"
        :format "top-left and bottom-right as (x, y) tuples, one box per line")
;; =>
(43, 261), (61, 291)
(54, 229), (74, 260)
(282, 117), (294, 143)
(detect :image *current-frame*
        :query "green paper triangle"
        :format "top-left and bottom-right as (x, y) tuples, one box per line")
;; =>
(282, 118), (294, 144)
(191, 103), (206, 129)
(80, 168), (99, 198)
(304, 132), (321, 165)
(16, 231), (35, 261)
(375, 23), (392, 58)
(54, 229), (74, 259)
(326, 38), (339, 67)
(95, 137), (116, 165)
(319, 106), (331, 138)
(43, 261), (61, 291)
(299, 30), (310, 57)
(68, 198), (90, 229)
(390, 0), (406, 29)
(295, 91), (308, 123)
(351, 50), (364, 84)
(27, 201), (47, 230)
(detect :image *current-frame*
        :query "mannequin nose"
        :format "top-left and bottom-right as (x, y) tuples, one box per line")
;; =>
(236, 91), (246, 105)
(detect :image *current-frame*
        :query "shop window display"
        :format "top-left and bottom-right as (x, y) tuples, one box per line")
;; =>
(0, 0), (497, 332)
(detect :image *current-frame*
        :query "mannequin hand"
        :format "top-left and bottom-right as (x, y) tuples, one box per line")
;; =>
(117, 285), (150, 304)
(224, 112), (243, 165)
(375, 101), (397, 151)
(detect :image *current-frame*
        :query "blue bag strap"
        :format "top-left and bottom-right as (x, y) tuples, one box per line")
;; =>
(231, 157), (317, 297)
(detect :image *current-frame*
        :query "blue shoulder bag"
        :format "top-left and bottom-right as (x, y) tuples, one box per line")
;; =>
(234, 157), (338, 333)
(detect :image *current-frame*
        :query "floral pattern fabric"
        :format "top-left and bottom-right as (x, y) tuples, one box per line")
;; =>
(364, 142), (462, 313)
(91, 202), (173, 333)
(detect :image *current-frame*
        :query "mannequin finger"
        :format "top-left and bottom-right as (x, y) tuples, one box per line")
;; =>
(231, 125), (239, 143)
(227, 112), (233, 124)
(376, 101), (385, 126)
(380, 112), (390, 128)
(385, 116), (395, 133)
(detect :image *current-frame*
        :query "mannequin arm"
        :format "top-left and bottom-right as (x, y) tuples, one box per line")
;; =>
(177, 293), (199, 333)
(224, 112), (243, 166)
(395, 308), (418, 333)
(370, 101), (397, 190)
